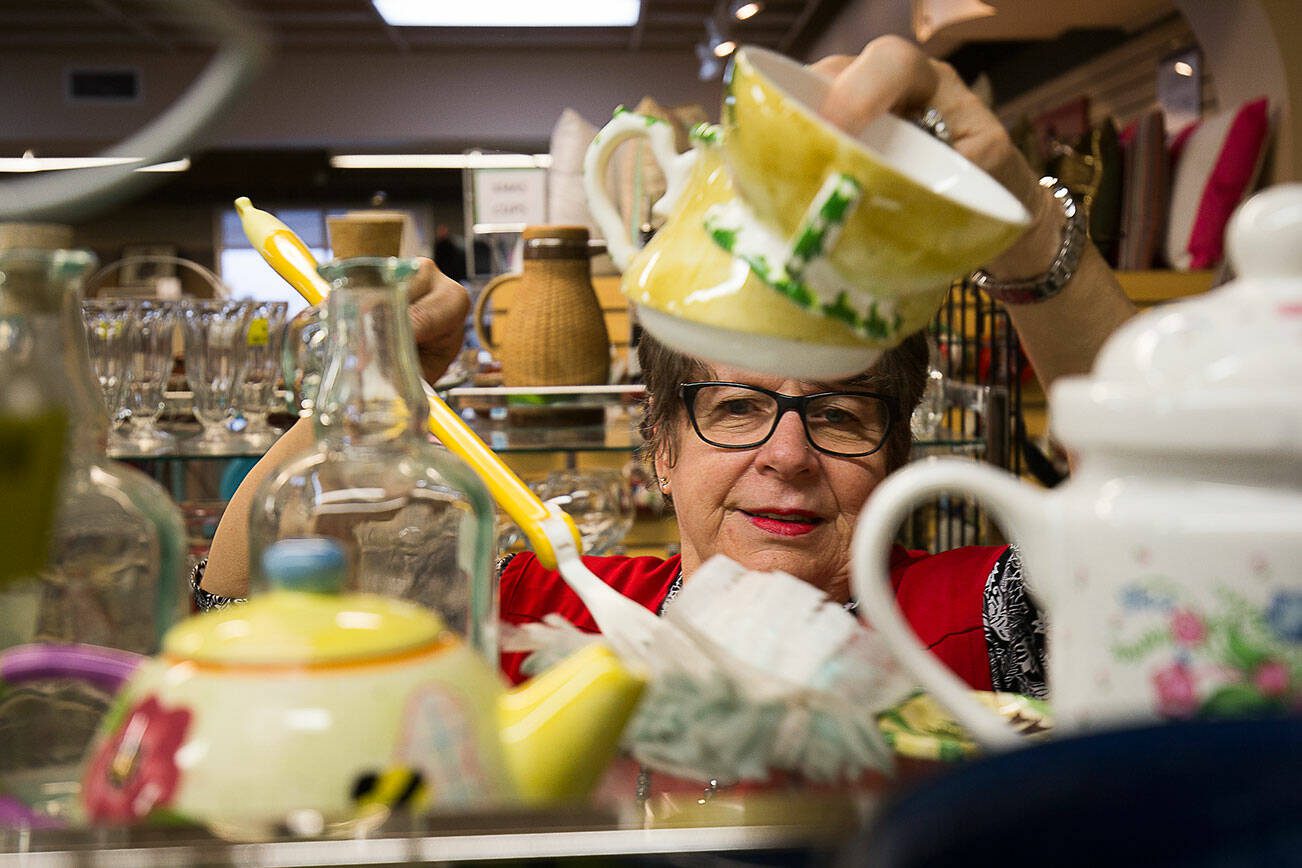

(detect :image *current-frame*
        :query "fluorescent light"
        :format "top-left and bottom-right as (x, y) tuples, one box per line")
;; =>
(472, 222), (528, 234)
(0, 155), (190, 173)
(137, 158), (191, 173)
(372, 0), (640, 27)
(0, 156), (133, 172)
(330, 153), (552, 170)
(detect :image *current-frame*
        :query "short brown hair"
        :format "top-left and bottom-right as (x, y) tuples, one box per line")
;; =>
(637, 329), (929, 474)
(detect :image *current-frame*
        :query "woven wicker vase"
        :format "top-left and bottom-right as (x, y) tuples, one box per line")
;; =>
(474, 226), (610, 386)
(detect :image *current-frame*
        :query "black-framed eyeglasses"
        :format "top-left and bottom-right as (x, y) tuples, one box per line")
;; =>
(678, 382), (894, 458)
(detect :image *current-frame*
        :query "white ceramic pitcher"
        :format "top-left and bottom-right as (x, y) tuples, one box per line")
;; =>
(852, 184), (1302, 750)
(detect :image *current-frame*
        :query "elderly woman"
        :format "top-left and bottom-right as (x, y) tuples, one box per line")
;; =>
(199, 37), (1135, 695)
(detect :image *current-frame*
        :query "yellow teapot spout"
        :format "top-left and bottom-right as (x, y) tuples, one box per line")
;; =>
(497, 643), (645, 805)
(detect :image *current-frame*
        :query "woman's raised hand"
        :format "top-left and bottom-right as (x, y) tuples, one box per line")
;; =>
(810, 35), (1135, 387)
(405, 257), (470, 386)
(811, 36), (1062, 291)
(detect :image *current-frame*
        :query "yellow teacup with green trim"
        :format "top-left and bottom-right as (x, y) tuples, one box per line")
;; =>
(583, 45), (1029, 379)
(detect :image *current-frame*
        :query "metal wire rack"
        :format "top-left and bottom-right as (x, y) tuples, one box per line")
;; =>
(901, 279), (1026, 553)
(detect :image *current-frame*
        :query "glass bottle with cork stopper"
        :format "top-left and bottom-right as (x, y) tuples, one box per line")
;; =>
(247, 257), (498, 655)
(0, 245), (186, 821)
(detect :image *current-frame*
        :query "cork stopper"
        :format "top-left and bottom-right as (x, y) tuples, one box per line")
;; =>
(327, 213), (406, 259)
(0, 222), (74, 252)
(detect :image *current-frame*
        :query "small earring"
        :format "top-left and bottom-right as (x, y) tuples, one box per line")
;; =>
(657, 476), (669, 487)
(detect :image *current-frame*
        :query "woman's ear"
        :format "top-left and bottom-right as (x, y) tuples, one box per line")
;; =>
(653, 454), (670, 492)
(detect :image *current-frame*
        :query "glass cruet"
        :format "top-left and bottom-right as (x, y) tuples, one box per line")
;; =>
(0, 247), (187, 822)
(247, 257), (497, 656)
(282, 300), (326, 416)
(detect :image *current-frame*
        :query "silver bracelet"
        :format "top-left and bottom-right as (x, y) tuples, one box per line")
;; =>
(970, 176), (1085, 305)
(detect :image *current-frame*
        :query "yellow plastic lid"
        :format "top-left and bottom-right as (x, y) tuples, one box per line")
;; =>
(166, 538), (449, 666)
(163, 590), (448, 667)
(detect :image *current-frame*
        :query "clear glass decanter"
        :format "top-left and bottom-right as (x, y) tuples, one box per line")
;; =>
(282, 300), (327, 416)
(247, 258), (497, 655)
(0, 248), (187, 821)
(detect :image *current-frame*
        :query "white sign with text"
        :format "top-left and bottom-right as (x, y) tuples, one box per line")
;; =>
(472, 167), (547, 232)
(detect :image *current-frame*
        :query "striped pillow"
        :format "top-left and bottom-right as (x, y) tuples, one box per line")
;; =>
(1164, 97), (1271, 271)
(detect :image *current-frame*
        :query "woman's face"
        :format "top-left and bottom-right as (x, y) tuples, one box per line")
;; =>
(656, 364), (890, 603)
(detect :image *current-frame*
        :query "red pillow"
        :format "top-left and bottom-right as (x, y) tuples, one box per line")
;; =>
(1164, 97), (1271, 270)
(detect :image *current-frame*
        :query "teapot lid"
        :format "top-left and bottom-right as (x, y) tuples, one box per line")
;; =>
(1050, 184), (1302, 457)
(164, 538), (449, 666)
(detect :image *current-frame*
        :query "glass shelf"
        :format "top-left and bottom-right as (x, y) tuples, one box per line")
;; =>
(110, 385), (988, 462)
(0, 819), (845, 866)
(110, 423), (282, 461)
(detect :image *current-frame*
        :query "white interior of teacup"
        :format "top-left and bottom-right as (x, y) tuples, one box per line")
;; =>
(637, 304), (882, 380)
(740, 47), (1028, 225)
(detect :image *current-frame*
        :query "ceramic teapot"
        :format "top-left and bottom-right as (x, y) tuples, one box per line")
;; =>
(1, 538), (644, 838)
(851, 184), (1302, 749)
(583, 46), (1028, 380)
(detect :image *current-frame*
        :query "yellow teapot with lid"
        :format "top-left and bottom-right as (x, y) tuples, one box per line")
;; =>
(64, 538), (643, 839)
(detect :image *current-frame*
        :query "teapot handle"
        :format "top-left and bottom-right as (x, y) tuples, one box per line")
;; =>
(582, 109), (698, 271)
(851, 459), (1048, 751)
(0, 643), (144, 694)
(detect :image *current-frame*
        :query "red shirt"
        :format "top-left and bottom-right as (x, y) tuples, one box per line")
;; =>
(499, 545), (1006, 689)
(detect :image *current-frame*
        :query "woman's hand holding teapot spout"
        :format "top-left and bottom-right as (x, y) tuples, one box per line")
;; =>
(405, 257), (471, 386)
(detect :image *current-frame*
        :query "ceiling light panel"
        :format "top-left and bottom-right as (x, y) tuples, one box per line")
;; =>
(372, 0), (642, 28)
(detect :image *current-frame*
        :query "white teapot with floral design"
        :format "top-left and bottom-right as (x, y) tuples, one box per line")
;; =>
(851, 184), (1302, 749)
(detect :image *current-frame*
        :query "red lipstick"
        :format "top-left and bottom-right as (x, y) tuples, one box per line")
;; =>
(742, 508), (821, 537)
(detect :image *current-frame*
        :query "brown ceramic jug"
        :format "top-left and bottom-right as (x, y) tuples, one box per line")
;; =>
(473, 225), (611, 386)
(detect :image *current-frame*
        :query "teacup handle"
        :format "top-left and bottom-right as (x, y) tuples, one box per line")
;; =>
(0, 643), (144, 694)
(851, 458), (1049, 751)
(582, 109), (699, 271)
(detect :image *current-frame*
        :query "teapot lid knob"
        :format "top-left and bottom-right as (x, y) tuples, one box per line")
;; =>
(262, 537), (345, 594)
(1227, 182), (1302, 278)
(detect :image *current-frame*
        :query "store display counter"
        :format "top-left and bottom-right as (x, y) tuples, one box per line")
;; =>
(0, 808), (853, 866)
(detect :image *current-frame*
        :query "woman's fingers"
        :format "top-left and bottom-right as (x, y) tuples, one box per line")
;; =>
(813, 36), (999, 168)
(817, 35), (939, 135)
(808, 54), (853, 80)
(813, 36), (1040, 215)
(406, 257), (470, 385)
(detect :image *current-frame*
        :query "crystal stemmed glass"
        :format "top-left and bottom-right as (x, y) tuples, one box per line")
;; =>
(911, 334), (947, 440)
(180, 298), (252, 453)
(80, 298), (133, 451)
(231, 300), (288, 449)
(120, 298), (180, 455)
(533, 468), (636, 555)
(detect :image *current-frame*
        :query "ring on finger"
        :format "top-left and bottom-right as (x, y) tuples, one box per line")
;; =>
(912, 106), (951, 144)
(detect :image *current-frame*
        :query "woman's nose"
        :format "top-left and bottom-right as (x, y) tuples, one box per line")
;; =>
(756, 409), (817, 474)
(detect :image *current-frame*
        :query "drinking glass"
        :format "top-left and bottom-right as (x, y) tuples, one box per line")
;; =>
(180, 299), (252, 453)
(911, 335), (947, 440)
(231, 300), (288, 449)
(119, 298), (180, 455)
(80, 298), (133, 451)
(533, 468), (635, 555)
(282, 302), (327, 417)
